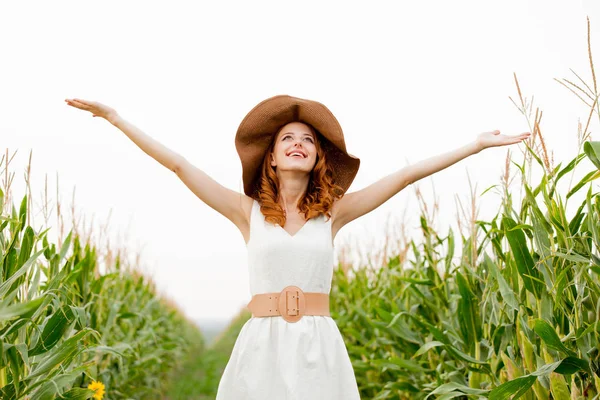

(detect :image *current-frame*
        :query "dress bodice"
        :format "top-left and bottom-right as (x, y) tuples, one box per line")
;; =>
(246, 199), (334, 297)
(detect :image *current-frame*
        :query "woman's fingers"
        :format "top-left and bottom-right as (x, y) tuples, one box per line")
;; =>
(65, 98), (88, 104)
(505, 132), (530, 142)
(512, 133), (531, 144)
(65, 99), (80, 107)
(65, 98), (94, 111)
(65, 99), (88, 110)
(64, 98), (117, 121)
(477, 130), (532, 149)
(490, 133), (530, 147)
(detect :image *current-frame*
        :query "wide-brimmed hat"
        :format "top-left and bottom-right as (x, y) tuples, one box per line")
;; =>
(235, 95), (360, 197)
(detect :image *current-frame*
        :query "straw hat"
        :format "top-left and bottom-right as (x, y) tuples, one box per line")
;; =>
(235, 95), (360, 197)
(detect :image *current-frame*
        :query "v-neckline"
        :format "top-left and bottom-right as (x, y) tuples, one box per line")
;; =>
(253, 199), (315, 239)
(277, 218), (312, 238)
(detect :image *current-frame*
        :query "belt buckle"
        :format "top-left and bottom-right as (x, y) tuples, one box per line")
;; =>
(277, 285), (306, 323)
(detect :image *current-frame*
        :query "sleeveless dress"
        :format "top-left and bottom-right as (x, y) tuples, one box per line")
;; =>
(215, 199), (361, 400)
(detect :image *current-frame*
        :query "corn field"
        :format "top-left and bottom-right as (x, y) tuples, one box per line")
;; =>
(324, 17), (600, 400)
(2, 16), (600, 400)
(0, 166), (205, 398)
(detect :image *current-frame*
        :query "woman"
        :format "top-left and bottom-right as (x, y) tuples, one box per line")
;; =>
(65, 95), (530, 399)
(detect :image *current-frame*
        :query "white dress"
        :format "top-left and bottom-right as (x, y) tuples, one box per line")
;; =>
(215, 199), (361, 400)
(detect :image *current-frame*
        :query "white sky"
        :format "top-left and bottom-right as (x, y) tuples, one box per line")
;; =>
(3, 0), (600, 322)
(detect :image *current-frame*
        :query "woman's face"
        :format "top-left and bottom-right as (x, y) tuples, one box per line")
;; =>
(271, 122), (317, 172)
(270, 122), (317, 173)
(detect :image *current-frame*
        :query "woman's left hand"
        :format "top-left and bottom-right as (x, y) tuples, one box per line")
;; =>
(475, 130), (531, 152)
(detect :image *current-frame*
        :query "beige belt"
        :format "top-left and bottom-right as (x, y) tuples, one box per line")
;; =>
(247, 285), (330, 323)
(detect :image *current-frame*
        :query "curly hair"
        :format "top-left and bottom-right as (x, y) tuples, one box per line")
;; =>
(252, 123), (345, 227)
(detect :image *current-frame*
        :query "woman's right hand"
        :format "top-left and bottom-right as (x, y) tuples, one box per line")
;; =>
(64, 98), (120, 123)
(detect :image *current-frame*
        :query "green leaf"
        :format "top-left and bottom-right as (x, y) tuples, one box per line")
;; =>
(525, 144), (547, 171)
(26, 328), (93, 381)
(0, 249), (46, 299)
(456, 271), (481, 348)
(566, 170), (600, 199)
(484, 252), (519, 314)
(60, 388), (95, 400)
(0, 296), (46, 322)
(554, 356), (590, 374)
(412, 341), (444, 358)
(29, 305), (76, 356)
(425, 382), (489, 399)
(584, 141), (600, 170)
(549, 372), (570, 400)
(533, 319), (576, 357)
(28, 363), (94, 400)
(550, 153), (587, 196)
(410, 315), (490, 367)
(489, 375), (537, 400)
(445, 227), (455, 276)
(552, 251), (590, 264)
(489, 360), (562, 400)
(372, 357), (426, 373)
(502, 216), (542, 299)
(397, 277), (434, 286)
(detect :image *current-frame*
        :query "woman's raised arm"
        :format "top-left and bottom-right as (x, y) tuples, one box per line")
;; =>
(64, 98), (182, 172)
(64, 98), (250, 232)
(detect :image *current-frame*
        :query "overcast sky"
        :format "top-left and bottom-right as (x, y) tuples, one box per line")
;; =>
(3, 0), (600, 323)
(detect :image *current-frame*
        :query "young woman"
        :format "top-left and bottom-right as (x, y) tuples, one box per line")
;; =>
(65, 95), (530, 399)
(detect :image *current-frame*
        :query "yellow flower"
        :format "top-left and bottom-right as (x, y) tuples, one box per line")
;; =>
(88, 380), (105, 400)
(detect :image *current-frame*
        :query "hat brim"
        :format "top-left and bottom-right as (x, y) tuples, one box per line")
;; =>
(236, 95), (360, 197)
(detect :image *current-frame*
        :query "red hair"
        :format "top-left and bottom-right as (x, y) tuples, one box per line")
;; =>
(253, 123), (345, 227)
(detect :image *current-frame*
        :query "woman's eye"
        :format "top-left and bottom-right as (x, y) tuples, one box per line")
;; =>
(283, 135), (313, 142)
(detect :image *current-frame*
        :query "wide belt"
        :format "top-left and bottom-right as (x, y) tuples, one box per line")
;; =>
(247, 285), (330, 323)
